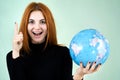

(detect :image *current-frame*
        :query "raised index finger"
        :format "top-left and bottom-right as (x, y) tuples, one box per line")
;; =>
(14, 22), (19, 36)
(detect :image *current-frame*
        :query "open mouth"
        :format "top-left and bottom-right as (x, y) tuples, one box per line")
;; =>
(32, 32), (43, 36)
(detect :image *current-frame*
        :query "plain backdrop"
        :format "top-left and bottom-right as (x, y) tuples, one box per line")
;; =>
(0, 0), (120, 80)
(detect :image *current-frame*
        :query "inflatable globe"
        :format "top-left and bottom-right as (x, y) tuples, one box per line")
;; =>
(69, 29), (110, 67)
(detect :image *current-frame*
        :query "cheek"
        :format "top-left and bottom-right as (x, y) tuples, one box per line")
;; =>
(44, 25), (47, 32)
(27, 26), (32, 35)
(27, 25), (31, 31)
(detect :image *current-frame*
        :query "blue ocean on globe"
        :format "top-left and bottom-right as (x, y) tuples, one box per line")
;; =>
(69, 29), (110, 67)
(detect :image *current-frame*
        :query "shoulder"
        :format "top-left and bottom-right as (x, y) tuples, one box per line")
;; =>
(50, 45), (72, 61)
(47, 45), (71, 57)
(50, 45), (69, 52)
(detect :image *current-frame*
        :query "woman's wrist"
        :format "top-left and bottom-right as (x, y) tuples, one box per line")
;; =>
(73, 74), (84, 80)
(12, 50), (20, 59)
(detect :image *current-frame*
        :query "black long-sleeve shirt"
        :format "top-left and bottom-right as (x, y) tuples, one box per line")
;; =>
(6, 42), (73, 80)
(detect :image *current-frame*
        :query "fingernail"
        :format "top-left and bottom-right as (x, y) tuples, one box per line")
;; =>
(99, 63), (102, 65)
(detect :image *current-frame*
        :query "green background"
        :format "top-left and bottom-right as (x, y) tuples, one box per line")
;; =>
(0, 0), (120, 80)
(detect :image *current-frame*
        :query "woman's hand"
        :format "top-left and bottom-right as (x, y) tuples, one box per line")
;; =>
(73, 62), (101, 80)
(12, 22), (23, 59)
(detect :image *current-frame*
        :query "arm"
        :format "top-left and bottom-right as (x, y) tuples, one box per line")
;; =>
(63, 47), (85, 80)
(63, 47), (73, 80)
(6, 51), (26, 80)
(73, 62), (101, 80)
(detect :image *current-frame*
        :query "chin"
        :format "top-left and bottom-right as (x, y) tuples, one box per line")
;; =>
(32, 40), (45, 44)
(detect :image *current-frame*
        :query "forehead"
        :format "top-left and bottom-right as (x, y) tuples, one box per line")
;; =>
(29, 10), (45, 19)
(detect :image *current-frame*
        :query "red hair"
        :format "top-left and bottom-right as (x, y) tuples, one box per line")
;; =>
(19, 2), (57, 53)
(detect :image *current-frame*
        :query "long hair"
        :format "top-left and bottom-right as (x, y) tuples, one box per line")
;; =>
(19, 2), (58, 53)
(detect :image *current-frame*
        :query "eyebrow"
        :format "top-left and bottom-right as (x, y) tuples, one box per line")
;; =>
(29, 19), (33, 21)
(40, 19), (45, 21)
(29, 19), (45, 21)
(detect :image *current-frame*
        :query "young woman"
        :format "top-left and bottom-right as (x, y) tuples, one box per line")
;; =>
(6, 2), (101, 80)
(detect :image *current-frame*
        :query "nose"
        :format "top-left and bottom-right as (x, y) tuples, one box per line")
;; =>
(34, 22), (41, 29)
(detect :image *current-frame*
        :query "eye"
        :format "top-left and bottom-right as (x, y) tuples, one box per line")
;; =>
(40, 19), (46, 25)
(28, 19), (34, 24)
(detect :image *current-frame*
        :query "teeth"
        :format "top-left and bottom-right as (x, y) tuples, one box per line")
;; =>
(33, 32), (42, 35)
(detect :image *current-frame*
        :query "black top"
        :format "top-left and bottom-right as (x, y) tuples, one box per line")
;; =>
(6, 42), (73, 80)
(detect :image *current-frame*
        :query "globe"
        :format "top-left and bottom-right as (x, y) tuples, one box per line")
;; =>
(69, 29), (110, 67)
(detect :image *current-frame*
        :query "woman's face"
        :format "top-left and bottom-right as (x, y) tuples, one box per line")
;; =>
(28, 10), (47, 44)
